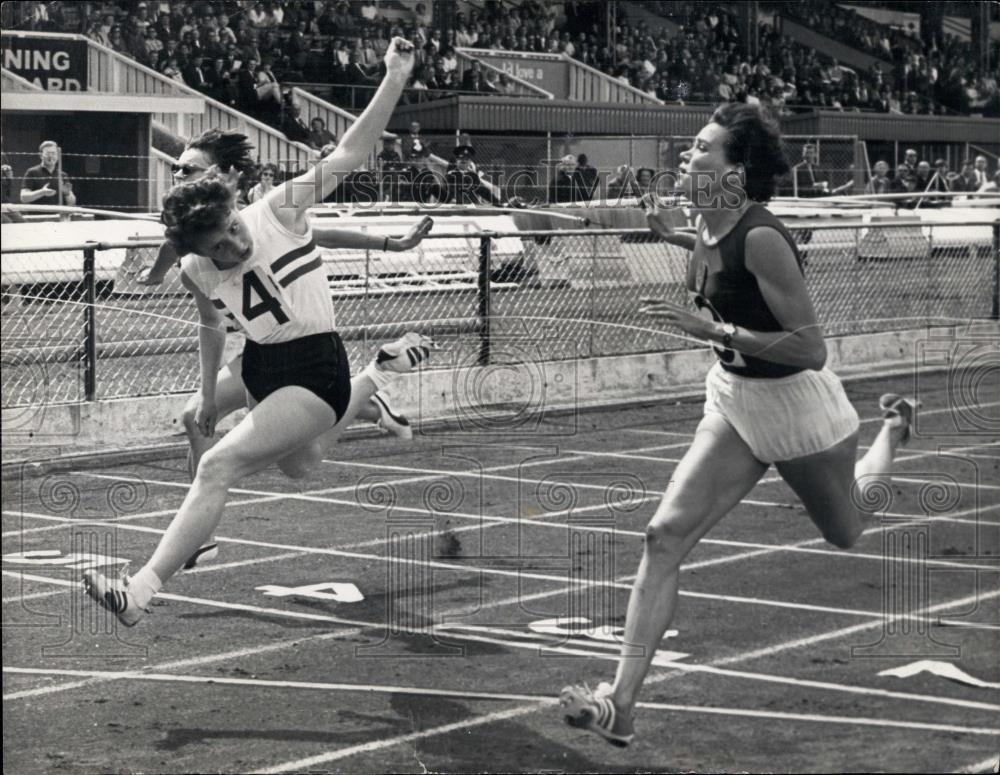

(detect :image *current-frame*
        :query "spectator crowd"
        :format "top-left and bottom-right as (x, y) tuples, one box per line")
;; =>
(7, 0), (998, 133)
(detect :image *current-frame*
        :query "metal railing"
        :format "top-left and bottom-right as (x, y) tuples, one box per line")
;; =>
(1, 220), (997, 408)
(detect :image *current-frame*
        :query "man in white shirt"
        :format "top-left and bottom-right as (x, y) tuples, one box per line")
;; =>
(973, 155), (990, 189)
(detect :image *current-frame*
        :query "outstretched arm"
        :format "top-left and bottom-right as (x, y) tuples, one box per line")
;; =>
(269, 38), (414, 230)
(314, 215), (433, 251)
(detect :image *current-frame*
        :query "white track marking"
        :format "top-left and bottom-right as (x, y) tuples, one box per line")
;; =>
(424, 625), (1000, 712)
(563, 448), (684, 463)
(631, 700), (997, 736)
(0, 519), (894, 619)
(623, 428), (698, 437)
(953, 754), (1000, 773)
(5, 400), (997, 714)
(938, 620), (1000, 631)
(0, 492), (293, 539)
(708, 587), (1000, 668)
(5, 665), (997, 722)
(253, 704), (544, 774)
(892, 476), (1000, 492)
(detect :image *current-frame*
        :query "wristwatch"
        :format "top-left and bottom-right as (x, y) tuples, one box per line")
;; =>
(720, 323), (737, 349)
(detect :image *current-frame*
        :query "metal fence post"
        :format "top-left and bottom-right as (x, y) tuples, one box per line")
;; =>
(478, 235), (492, 366)
(992, 221), (999, 320)
(82, 244), (98, 401)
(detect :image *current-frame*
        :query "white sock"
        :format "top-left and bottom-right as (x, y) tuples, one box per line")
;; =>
(360, 360), (398, 391)
(128, 567), (163, 609)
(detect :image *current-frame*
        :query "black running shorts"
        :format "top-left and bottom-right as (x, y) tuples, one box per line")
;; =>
(241, 332), (352, 421)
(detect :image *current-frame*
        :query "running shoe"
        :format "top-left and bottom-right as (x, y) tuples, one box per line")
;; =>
(371, 393), (413, 440)
(375, 332), (435, 373)
(82, 569), (146, 627)
(559, 681), (634, 747)
(182, 542), (219, 570)
(879, 393), (919, 446)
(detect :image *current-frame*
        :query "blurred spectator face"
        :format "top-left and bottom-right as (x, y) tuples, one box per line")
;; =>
(311, 118), (324, 131)
(873, 161), (889, 178)
(974, 156), (987, 172)
(935, 159), (948, 173)
(916, 161), (931, 177)
(172, 146), (214, 184)
(905, 149), (917, 165)
(410, 122), (421, 135)
(39, 143), (59, 167)
(895, 164), (908, 179)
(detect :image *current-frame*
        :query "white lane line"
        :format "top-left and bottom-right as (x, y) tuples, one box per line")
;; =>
(563, 448), (683, 463)
(426, 626), (1000, 713)
(0, 516), (890, 620)
(709, 587), (1000, 668)
(0, 492), (294, 539)
(5, 402), (996, 703)
(0, 437), (687, 542)
(953, 754), (1000, 773)
(5, 666), (997, 727)
(253, 704), (544, 774)
(6, 570), (997, 768)
(623, 428), (697, 437)
(892, 476), (1000, 492)
(632, 700), (998, 737)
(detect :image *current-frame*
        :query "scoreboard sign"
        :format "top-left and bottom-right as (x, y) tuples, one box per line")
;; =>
(2, 36), (88, 90)
(469, 50), (570, 98)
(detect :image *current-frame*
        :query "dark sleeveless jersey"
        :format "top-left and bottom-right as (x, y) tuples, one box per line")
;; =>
(686, 204), (806, 379)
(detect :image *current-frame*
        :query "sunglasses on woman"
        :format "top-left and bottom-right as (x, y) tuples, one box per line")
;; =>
(171, 163), (207, 176)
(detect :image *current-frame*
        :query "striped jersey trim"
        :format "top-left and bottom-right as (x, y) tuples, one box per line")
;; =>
(278, 257), (323, 287)
(270, 239), (317, 273)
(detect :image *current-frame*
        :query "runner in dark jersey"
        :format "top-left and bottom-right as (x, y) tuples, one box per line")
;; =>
(559, 103), (917, 747)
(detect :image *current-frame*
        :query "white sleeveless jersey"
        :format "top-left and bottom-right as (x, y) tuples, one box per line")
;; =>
(180, 199), (334, 344)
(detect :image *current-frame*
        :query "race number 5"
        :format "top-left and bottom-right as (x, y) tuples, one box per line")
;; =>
(243, 270), (289, 324)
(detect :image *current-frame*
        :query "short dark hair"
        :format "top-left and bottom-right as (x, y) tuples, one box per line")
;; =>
(161, 175), (235, 255)
(186, 129), (256, 176)
(709, 102), (789, 202)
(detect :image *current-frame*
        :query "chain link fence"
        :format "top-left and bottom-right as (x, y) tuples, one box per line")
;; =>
(2, 219), (997, 408)
(413, 134), (862, 202)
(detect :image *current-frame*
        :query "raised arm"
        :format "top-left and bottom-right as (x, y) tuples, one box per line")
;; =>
(642, 193), (695, 251)
(268, 37), (415, 230)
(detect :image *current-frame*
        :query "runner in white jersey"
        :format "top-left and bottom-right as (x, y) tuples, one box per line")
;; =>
(129, 129), (433, 570)
(84, 38), (432, 626)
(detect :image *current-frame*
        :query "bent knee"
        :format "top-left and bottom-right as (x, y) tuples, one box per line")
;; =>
(196, 447), (243, 487)
(822, 520), (862, 550)
(180, 403), (199, 433)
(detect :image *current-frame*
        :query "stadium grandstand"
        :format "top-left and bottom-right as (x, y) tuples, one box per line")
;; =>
(2, 3), (999, 773)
